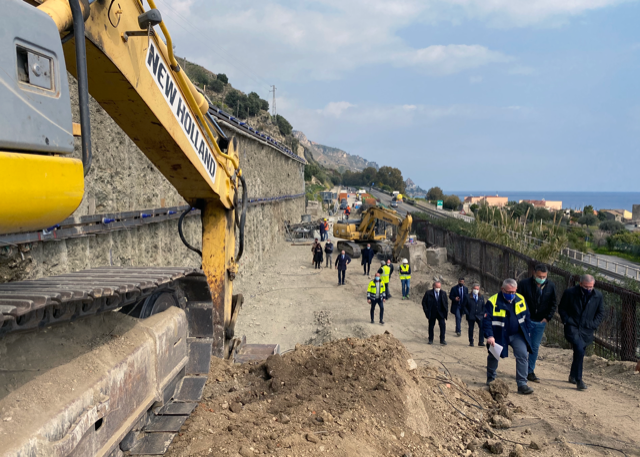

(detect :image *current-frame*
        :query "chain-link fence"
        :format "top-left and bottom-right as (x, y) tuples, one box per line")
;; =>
(414, 220), (640, 362)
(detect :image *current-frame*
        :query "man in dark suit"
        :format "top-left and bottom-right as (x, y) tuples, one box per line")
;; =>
(558, 274), (605, 391)
(463, 283), (485, 346)
(449, 277), (468, 337)
(334, 250), (352, 286)
(361, 243), (375, 277)
(422, 281), (449, 345)
(517, 264), (557, 383)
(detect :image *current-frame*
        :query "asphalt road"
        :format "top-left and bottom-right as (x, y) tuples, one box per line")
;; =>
(367, 188), (416, 216)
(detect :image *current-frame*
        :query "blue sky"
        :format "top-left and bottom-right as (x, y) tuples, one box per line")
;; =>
(159, 0), (640, 192)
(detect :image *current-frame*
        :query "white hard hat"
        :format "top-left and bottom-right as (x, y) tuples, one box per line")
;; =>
(403, 259), (408, 264)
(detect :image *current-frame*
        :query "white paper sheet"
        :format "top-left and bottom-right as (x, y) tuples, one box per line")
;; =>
(489, 342), (503, 360)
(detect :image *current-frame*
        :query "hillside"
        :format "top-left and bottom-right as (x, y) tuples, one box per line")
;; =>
(293, 131), (378, 172)
(404, 178), (428, 197)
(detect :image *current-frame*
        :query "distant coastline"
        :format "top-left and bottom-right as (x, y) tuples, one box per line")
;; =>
(448, 191), (640, 211)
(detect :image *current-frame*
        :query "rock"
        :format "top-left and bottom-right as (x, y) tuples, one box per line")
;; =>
(524, 428), (532, 435)
(467, 439), (481, 451)
(221, 402), (229, 410)
(492, 415), (512, 429)
(509, 444), (524, 457)
(229, 402), (243, 414)
(488, 379), (510, 402)
(498, 405), (513, 420)
(484, 439), (504, 454)
(319, 410), (334, 423)
(306, 433), (319, 443)
(407, 359), (418, 371)
(238, 446), (253, 457)
(529, 440), (541, 450)
(277, 413), (290, 424)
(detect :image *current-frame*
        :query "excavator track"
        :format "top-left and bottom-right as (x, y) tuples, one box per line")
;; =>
(336, 241), (362, 259)
(0, 267), (221, 457)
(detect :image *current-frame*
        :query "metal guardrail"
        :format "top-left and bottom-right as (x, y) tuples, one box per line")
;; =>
(414, 220), (640, 362)
(562, 247), (640, 281)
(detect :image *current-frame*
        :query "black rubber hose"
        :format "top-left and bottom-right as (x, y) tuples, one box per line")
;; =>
(68, 0), (92, 176)
(178, 208), (202, 257)
(235, 174), (247, 262)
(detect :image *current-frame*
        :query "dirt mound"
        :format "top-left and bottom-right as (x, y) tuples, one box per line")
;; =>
(166, 334), (518, 457)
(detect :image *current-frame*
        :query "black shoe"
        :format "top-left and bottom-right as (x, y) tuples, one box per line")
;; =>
(428, 340), (433, 345)
(486, 379), (495, 386)
(577, 380), (587, 391)
(568, 376), (577, 385)
(469, 342), (474, 347)
(370, 320), (374, 324)
(440, 341), (447, 346)
(380, 321), (384, 325)
(518, 385), (534, 395)
(478, 342), (484, 346)
(527, 372), (541, 383)
(456, 332), (461, 337)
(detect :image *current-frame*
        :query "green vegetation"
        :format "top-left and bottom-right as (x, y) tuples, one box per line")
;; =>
(216, 73), (228, 84)
(443, 195), (461, 210)
(426, 187), (444, 201)
(424, 187), (461, 210)
(224, 90), (270, 118)
(342, 166), (405, 192)
(305, 183), (326, 202)
(275, 115), (293, 136)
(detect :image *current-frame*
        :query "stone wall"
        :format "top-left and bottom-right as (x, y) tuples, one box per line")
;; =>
(633, 204), (640, 222)
(0, 77), (304, 282)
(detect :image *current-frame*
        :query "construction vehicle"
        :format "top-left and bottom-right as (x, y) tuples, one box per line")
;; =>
(332, 206), (412, 261)
(0, 0), (262, 455)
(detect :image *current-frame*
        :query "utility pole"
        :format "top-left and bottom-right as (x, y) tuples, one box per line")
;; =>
(270, 85), (277, 117)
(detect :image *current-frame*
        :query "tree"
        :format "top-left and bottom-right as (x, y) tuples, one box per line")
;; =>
(533, 208), (552, 221)
(583, 205), (594, 215)
(209, 79), (224, 93)
(598, 220), (625, 233)
(426, 187), (444, 201)
(470, 203), (479, 214)
(375, 166), (405, 192)
(217, 73), (228, 84)
(260, 98), (269, 111)
(597, 211), (608, 222)
(224, 90), (246, 116)
(443, 195), (461, 210)
(275, 115), (293, 135)
(578, 214), (598, 226)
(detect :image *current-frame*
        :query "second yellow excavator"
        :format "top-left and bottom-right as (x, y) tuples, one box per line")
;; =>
(333, 206), (412, 261)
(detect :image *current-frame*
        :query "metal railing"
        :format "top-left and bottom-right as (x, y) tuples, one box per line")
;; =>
(414, 220), (640, 362)
(562, 247), (640, 281)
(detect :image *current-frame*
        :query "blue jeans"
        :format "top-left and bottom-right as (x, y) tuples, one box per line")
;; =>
(454, 308), (462, 334)
(487, 333), (529, 387)
(401, 279), (410, 297)
(528, 321), (547, 374)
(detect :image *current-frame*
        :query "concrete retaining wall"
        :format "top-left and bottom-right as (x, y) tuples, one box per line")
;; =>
(0, 77), (304, 282)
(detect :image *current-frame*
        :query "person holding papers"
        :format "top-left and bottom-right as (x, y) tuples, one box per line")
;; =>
(483, 279), (534, 395)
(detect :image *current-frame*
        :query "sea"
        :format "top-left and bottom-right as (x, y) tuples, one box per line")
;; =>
(448, 191), (640, 212)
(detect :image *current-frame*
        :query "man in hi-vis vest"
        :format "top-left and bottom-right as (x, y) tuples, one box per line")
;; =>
(399, 259), (411, 299)
(367, 272), (387, 325)
(483, 278), (534, 395)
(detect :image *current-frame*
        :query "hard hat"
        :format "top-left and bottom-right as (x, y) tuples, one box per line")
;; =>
(324, 218), (327, 221)
(403, 259), (408, 264)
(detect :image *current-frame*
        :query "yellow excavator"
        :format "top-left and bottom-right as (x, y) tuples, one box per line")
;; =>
(333, 206), (412, 261)
(1, 0), (252, 455)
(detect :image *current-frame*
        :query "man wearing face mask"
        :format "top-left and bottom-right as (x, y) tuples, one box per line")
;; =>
(367, 272), (387, 325)
(517, 264), (557, 383)
(422, 281), (449, 345)
(449, 277), (468, 337)
(464, 283), (485, 347)
(558, 275), (605, 391)
(484, 279), (534, 395)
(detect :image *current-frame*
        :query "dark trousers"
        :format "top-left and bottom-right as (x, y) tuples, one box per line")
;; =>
(338, 270), (345, 284)
(570, 340), (588, 381)
(454, 308), (462, 333)
(370, 298), (384, 322)
(314, 261), (321, 269)
(363, 262), (371, 275)
(468, 318), (484, 344)
(320, 231), (326, 241)
(428, 317), (446, 343)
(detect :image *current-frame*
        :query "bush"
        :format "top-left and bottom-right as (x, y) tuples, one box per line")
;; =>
(443, 194), (461, 210)
(597, 211), (608, 221)
(260, 99), (269, 111)
(578, 214), (598, 226)
(209, 79), (224, 93)
(599, 220), (625, 233)
(217, 73), (228, 84)
(426, 187), (444, 201)
(275, 114), (293, 135)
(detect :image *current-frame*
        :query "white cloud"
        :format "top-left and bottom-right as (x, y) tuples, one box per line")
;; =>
(317, 101), (355, 118)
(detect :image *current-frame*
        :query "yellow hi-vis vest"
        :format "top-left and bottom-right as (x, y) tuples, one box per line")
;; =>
(487, 293), (527, 328)
(367, 280), (386, 299)
(380, 265), (390, 284)
(399, 264), (411, 280)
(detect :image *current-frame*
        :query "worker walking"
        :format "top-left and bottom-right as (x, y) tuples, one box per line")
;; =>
(361, 243), (374, 277)
(484, 279), (534, 395)
(558, 274), (605, 391)
(399, 259), (411, 299)
(377, 261), (391, 298)
(344, 205), (351, 221)
(367, 272), (387, 325)
(422, 281), (448, 345)
(517, 264), (557, 383)
(313, 243), (324, 269)
(449, 278), (468, 337)
(463, 284), (485, 346)
(324, 239), (334, 268)
(319, 218), (328, 241)
(334, 250), (352, 286)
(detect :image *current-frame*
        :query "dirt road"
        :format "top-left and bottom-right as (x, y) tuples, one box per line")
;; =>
(231, 234), (640, 456)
